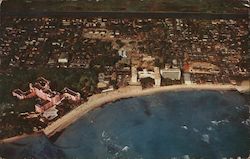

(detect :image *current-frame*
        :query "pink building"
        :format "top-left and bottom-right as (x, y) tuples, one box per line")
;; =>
(35, 77), (50, 90)
(12, 77), (81, 113)
(30, 83), (61, 104)
(12, 89), (35, 100)
(35, 100), (53, 113)
(62, 87), (81, 101)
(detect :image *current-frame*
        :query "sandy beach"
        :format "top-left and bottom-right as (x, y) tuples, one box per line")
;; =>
(1, 83), (248, 143)
(43, 84), (237, 137)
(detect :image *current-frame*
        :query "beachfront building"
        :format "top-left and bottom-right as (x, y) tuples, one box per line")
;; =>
(101, 85), (115, 93)
(138, 69), (155, 80)
(12, 77), (81, 113)
(62, 87), (81, 101)
(154, 67), (161, 87)
(35, 100), (56, 113)
(131, 67), (161, 87)
(184, 73), (192, 85)
(131, 67), (138, 84)
(97, 73), (109, 89)
(160, 67), (181, 80)
(42, 107), (59, 121)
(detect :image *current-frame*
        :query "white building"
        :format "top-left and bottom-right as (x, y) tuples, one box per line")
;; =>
(42, 107), (58, 121)
(132, 67), (161, 86)
(154, 67), (161, 87)
(102, 86), (114, 93)
(131, 67), (138, 83)
(58, 53), (68, 63)
(138, 69), (155, 79)
(184, 73), (192, 85)
(118, 49), (127, 58)
(160, 68), (181, 80)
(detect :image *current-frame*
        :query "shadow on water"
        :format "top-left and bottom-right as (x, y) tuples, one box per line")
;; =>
(0, 133), (66, 159)
(138, 99), (152, 117)
(49, 129), (66, 143)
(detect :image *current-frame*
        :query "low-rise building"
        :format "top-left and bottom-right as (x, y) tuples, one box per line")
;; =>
(62, 87), (81, 101)
(58, 52), (69, 64)
(12, 77), (81, 113)
(12, 89), (35, 100)
(160, 68), (181, 80)
(42, 107), (59, 121)
(35, 100), (54, 113)
(102, 85), (114, 93)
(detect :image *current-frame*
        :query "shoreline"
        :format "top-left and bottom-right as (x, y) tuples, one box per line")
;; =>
(0, 84), (248, 143)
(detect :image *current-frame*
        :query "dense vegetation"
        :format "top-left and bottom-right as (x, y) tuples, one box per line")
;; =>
(0, 68), (98, 138)
(0, 68), (98, 104)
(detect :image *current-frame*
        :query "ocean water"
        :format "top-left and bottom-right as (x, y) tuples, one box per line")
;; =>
(0, 91), (250, 159)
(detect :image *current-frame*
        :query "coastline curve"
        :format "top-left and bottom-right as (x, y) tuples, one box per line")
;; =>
(0, 84), (245, 143)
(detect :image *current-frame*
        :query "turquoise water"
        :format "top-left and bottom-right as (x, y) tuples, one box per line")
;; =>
(0, 91), (250, 159)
